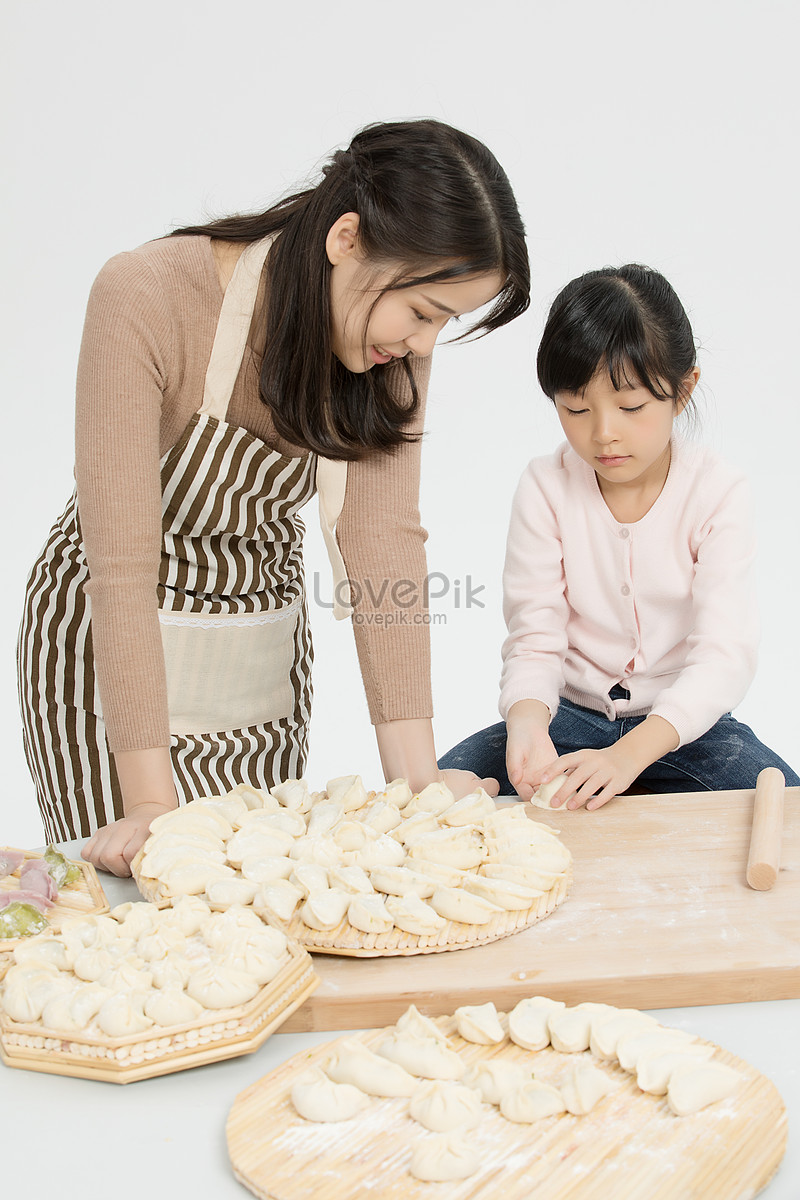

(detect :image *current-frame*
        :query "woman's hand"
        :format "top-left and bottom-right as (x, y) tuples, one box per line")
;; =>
(81, 801), (174, 877)
(438, 769), (500, 800)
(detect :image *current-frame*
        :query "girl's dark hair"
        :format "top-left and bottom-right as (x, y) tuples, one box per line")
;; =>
(172, 120), (530, 460)
(537, 264), (696, 406)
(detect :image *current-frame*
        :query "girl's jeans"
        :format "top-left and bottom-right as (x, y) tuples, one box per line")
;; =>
(438, 699), (800, 795)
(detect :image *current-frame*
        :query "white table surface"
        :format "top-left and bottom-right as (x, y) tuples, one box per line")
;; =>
(3, 842), (798, 1199)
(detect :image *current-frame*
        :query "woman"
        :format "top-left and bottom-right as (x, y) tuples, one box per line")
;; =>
(18, 119), (530, 875)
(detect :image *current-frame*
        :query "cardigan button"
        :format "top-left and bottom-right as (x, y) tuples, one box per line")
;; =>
(621, 584), (631, 596)
(619, 528), (630, 538)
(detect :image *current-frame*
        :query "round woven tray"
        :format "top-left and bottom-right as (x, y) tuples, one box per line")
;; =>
(226, 1010), (787, 1200)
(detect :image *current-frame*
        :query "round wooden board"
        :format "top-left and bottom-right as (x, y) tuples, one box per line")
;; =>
(226, 1013), (787, 1200)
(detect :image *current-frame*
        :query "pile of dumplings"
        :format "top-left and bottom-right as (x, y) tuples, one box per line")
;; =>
(289, 998), (742, 1183)
(134, 776), (572, 948)
(0, 897), (291, 1045)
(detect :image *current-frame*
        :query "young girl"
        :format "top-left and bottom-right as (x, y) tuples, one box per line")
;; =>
(18, 119), (529, 874)
(439, 264), (799, 808)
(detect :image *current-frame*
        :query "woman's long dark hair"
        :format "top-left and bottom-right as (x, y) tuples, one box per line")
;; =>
(537, 264), (697, 405)
(172, 120), (530, 460)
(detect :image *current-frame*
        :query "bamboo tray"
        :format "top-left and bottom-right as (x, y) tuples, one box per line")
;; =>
(227, 1011), (787, 1200)
(0, 847), (108, 954)
(0, 939), (318, 1084)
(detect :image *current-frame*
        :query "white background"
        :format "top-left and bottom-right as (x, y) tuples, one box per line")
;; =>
(2, 0), (798, 846)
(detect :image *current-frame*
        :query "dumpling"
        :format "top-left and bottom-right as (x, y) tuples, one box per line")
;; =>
(395, 1004), (450, 1044)
(196, 793), (250, 828)
(149, 801), (233, 840)
(616, 1028), (696, 1072)
(390, 812), (440, 845)
(144, 988), (205, 1027)
(375, 779), (413, 809)
(238, 808), (306, 838)
(384, 894), (446, 936)
(529, 773), (569, 809)
(454, 1002), (505, 1045)
(240, 856), (294, 885)
(636, 1044), (715, 1095)
(667, 1062), (740, 1116)
(440, 788), (496, 826)
(200, 905), (263, 946)
(289, 863), (329, 897)
(408, 1079), (483, 1131)
(221, 943), (284, 985)
(291, 1066), (370, 1122)
(150, 953), (194, 990)
(346, 834), (406, 870)
(326, 1038), (417, 1097)
(369, 865), (435, 898)
(500, 1080), (566, 1122)
(270, 779), (313, 813)
(324, 775), (368, 812)
(160, 860), (236, 897)
(406, 860), (465, 889)
(327, 865), (374, 895)
(153, 898), (210, 940)
(589, 1008), (660, 1060)
(205, 878), (259, 907)
(70, 983), (112, 1026)
(481, 863), (563, 891)
(359, 800), (403, 834)
(548, 1003), (614, 1053)
(95, 994), (154, 1038)
(231, 782), (279, 810)
(461, 874), (542, 910)
(404, 781), (455, 817)
(463, 1059), (528, 1105)
(509, 997), (565, 1051)
(137, 926), (188, 962)
(23, 982), (80, 1030)
(98, 961), (154, 994)
(110, 901), (162, 938)
(300, 889), (350, 931)
(186, 964), (260, 1009)
(560, 1062), (616, 1115)
(12, 936), (70, 971)
(289, 837), (343, 867)
(306, 800), (344, 837)
(252, 880), (303, 923)
(226, 826), (294, 865)
(429, 887), (502, 926)
(72, 946), (115, 983)
(347, 893), (394, 934)
(409, 1133), (479, 1182)
(331, 821), (377, 853)
(376, 1033), (465, 1080)
(406, 830), (484, 870)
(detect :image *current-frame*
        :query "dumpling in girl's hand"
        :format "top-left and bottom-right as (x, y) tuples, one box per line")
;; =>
(291, 1066), (370, 1121)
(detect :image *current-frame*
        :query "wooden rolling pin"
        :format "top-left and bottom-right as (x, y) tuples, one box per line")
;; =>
(746, 767), (785, 890)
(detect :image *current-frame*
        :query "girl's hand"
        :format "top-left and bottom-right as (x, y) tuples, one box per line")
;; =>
(81, 801), (174, 877)
(539, 746), (638, 811)
(438, 769), (500, 800)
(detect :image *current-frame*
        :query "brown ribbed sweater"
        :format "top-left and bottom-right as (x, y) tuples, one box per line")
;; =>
(74, 235), (433, 753)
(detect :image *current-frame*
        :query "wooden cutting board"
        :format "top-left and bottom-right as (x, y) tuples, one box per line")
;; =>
(282, 788), (800, 1032)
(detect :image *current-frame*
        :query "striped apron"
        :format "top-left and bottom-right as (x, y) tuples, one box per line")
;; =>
(18, 237), (351, 842)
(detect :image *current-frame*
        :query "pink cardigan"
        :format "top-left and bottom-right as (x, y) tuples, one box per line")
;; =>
(499, 438), (759, 747)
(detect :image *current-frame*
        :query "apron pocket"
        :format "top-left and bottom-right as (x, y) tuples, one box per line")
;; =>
(159, 602), (300, 735)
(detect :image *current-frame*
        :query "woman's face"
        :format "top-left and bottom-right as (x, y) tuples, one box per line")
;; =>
(326, 214), (503, 372)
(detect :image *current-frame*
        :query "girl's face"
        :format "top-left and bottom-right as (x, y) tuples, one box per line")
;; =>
(554, 369), (698, 496)
(326, 213), (502, 373)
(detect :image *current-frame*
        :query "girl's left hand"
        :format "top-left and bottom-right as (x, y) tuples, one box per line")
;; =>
(539, 747), (638, 811)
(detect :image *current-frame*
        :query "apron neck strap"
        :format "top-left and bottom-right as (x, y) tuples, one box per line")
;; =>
(199, 236), (273, 421)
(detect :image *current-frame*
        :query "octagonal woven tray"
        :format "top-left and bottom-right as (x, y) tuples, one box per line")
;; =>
(226, 1011), (787, 1200)
(0, 939), (318, 1084)
(0, 847), (108, 955)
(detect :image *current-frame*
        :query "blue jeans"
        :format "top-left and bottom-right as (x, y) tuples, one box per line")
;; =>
(438, 698), (800, 794)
